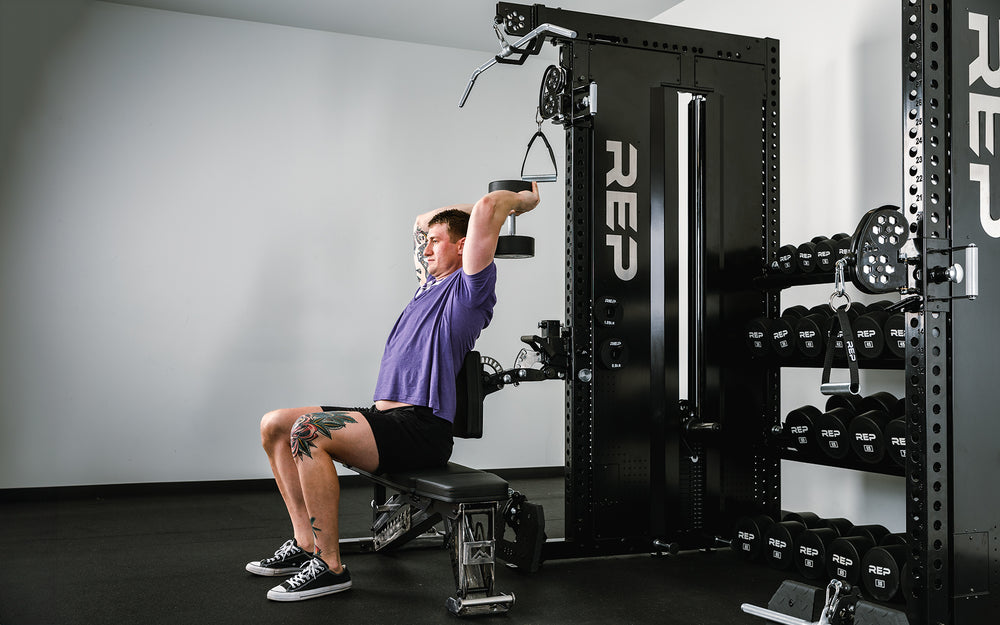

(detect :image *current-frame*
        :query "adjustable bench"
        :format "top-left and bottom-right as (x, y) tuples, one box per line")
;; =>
(342, 351), (517, 616)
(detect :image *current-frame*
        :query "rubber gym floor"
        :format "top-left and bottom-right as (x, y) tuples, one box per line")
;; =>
(0, 474), (794, 624)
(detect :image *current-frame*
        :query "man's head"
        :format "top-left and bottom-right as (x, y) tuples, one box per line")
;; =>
(424, 209), (470, 279)
(428, 209), (470, 242)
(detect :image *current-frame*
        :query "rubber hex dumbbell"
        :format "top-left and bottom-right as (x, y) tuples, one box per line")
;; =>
(861, 543), (909, 602)
(879, 532), (909, 546)
(782, 511), (823, 528)
(814, 233), (851, 272)
(849, 393), (902, 464)
(732, 514), (775, 561)
(745, 317), (772, 357)
(848, 524), (892, 545)
(827, 525), (889, 585)
(783, 406), (822, 455)
(770, 305), (810, 358)
(814, 405), (855, 461)
(765, 518), (810, 569)
(795, 238), (822, 273)
(859, 391), (898, 415)
(883, 309), (906, 358)
(772, 244), (799, 274)
(853, 300), (895, 359)
(826, 393), (866, 416)
(794, 517), (853, 580)
(795, 305), (833, 359)
(816, 392), (895, 462)
(884, 398), (908, 467)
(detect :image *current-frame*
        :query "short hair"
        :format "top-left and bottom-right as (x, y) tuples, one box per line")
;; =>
(428, 209), (470, 242)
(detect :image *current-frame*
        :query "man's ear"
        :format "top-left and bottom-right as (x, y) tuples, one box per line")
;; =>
(456, 236), (467, 254)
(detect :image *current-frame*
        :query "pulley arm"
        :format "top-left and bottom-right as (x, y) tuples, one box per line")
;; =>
(459, 22), (577, 108)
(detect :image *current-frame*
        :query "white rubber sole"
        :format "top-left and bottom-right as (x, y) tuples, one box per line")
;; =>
(266, 580), (352, 601)
(245, 562), (301, 576)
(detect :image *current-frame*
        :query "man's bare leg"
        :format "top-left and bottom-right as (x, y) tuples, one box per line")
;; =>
(287, 410), (379, 571)
(259, 406), (325, 550)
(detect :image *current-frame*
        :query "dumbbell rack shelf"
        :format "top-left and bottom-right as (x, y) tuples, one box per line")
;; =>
(777, 452), (904, 479)
(753, 271), (837, 291)
(760, 356), (904, 371)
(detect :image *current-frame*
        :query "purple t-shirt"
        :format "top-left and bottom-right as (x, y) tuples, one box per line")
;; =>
(373, 263), (497, 423)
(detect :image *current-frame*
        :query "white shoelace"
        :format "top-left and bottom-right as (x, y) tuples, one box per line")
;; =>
(263, 539), (299, 564)
(286, 558), (325, 588)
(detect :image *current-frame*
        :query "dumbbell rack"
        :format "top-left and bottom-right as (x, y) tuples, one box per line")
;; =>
(760, 2), (1000, 623)
(758, 0), (1000, 625)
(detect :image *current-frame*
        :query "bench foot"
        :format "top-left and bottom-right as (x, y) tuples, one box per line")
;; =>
(446, 592), (515, 616)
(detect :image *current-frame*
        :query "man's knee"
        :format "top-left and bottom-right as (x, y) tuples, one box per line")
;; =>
(260, 408), (296, 447)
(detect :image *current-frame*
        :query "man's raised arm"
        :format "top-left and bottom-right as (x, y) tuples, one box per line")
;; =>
(463, 182), (540, 276)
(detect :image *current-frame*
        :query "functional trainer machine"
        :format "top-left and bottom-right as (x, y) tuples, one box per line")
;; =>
(344, 2), (1000, 623)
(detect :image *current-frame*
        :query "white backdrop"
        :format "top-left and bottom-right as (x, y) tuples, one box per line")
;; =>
(0, 0), (565, 488)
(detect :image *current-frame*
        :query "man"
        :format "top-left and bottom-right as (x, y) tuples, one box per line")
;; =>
(245, 182), (540, 601)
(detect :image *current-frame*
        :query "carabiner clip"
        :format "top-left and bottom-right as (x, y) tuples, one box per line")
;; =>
(830, 258), (852, 312)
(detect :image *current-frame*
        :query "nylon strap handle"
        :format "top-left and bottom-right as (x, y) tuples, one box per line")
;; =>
(821, 305), (860, 395)
(821, 259), (860, 396)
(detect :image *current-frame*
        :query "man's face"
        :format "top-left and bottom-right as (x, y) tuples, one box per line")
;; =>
(424, 223), (464, 279)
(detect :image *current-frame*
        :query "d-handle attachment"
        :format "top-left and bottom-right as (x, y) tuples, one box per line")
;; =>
(520, 109), (558, 183)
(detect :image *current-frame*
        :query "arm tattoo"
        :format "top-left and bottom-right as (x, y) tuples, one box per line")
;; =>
(290, 411), (357, 460)
(414, 225), (429, 284)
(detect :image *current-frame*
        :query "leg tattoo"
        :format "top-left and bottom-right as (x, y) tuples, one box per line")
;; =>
(310, 516), (322, 556)
(290, 411), (358, 460)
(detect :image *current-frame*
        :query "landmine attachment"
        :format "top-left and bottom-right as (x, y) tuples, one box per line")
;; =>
(741, 579), (909, 625)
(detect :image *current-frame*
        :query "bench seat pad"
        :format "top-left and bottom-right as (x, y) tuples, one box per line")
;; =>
(356, 462), (509, 503)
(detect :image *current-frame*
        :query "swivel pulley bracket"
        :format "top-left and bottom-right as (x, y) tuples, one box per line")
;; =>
(459, 22), (577, 108)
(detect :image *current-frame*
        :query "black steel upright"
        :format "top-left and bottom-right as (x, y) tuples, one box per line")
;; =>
(904, 1), (1000, 623)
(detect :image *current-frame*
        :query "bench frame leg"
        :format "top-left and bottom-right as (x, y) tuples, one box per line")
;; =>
(445, 501), (515, 616)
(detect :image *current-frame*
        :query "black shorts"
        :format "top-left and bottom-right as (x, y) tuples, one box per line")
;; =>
(320, 404), (453, 474)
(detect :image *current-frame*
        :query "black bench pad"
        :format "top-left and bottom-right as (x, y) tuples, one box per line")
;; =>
(354, 462), (509, 504)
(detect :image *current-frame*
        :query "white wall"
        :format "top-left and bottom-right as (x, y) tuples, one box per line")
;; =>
(0, 0), (565, 488)
(660, 0), (905, 530)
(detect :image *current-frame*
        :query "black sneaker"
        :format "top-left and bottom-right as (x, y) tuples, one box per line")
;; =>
(245, 539), (313, 576)
(266, 558), (352, 601)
